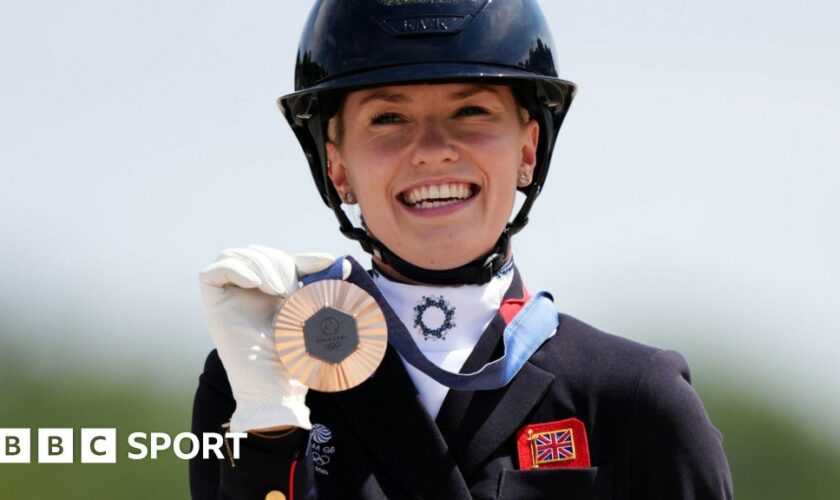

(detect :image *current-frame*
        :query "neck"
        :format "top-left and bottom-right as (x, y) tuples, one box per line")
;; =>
(372, 244), (514, 286)
(370, 257), (423, 285)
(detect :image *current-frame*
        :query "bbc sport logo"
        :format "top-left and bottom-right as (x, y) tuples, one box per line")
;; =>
(0, 429), (247, 464)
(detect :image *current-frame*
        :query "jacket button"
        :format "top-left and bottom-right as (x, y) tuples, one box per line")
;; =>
(265, 491), (286, 500)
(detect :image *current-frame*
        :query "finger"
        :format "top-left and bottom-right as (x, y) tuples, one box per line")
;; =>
(294, 252), (337, 276)
(200, 259), (262, 289)
(237, 246), (298, 295)
(216, 246), (254, 261)
(216, 246), (298, 296)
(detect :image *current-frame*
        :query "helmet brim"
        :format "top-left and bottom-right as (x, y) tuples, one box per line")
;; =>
(277, 62), (576, 113)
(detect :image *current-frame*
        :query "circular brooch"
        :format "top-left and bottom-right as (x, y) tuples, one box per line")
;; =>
(413, 295), (456, 341)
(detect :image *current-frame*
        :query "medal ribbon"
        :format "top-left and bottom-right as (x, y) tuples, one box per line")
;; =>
(302, 256), (558, 391)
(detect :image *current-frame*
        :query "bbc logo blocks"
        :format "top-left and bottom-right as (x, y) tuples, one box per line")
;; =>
(38, 429), (73, 463)
(80, 428), (117, 463)
(1, 429), (116, 464)
(0, 429), (30, 464)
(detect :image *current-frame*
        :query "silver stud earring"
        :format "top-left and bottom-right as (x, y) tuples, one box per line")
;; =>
(518, 173), (530, 186)
(344, 191), (355, 204)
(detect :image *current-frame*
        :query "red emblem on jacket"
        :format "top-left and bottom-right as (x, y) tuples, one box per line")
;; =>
(516, 418), (591, 470)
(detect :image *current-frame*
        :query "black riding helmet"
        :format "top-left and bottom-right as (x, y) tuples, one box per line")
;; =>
(278, 0), (577, 285)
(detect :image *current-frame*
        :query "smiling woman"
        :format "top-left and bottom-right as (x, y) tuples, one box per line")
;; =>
(190, 1), (733, 499)
(326, 84), (538, 271)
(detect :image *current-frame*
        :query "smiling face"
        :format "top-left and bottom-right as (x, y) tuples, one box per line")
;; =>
(326, 83), (539, 271)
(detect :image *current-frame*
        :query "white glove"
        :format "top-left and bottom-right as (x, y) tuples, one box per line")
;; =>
(199, 244), (343, 433)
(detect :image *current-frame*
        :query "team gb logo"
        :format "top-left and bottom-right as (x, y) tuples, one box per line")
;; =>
(310, 423), (335, 476)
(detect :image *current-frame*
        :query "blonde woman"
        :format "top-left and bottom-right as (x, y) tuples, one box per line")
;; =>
(191, 1), (732, 499)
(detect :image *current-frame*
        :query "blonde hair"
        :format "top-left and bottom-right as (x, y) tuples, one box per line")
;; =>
(327, 115), (341, 144)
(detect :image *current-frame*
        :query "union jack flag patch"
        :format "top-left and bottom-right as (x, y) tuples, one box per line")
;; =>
(516, 418), (590, 470)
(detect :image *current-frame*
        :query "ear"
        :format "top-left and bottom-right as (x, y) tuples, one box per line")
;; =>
(326, 141), (353, 201)
(519, 119), (540, 178)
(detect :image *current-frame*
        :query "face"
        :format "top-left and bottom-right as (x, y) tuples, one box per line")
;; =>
(326, 83), (539, 271)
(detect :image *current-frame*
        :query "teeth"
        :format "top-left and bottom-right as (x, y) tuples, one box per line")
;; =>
(401, 182), (474, 207)
(417, 199), (462, 209)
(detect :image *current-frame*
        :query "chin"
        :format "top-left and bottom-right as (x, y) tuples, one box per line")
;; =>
(400, 244), (487, 271)
(376, 226), (499, 270)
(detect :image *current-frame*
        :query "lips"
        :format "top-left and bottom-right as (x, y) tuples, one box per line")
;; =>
(399, 182), (478, 209)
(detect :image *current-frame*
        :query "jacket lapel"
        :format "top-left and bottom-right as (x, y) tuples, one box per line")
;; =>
(332, 345), (472, 499)
(435, 268), (556, 480)
(331, 263), (472, 499)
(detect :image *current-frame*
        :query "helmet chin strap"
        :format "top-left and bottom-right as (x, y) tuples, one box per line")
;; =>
(356, 223), (510, 286)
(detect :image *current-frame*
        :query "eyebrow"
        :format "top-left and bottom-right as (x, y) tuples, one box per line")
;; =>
(448, 84), (500, 101)
(357, 85), (500, 107)
(357, 90), (411, 107)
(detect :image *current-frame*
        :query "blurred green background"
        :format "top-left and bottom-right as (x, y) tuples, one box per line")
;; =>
(0, 342), (190, 498)
(2, 337), (839, 499)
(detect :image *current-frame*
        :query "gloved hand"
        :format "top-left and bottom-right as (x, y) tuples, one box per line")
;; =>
(199, 244), (344, 433)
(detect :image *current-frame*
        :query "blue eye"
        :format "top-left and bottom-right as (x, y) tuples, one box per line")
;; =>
(371, 113), (402, 125)
(455, 106), (490, 117)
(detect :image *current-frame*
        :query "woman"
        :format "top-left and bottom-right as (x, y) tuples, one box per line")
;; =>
(191, 1), (733, 499)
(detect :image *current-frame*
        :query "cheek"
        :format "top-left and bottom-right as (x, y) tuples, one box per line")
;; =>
(342, 133), (416, 212)
(461, 126), (522, 161)
(470, 135), (521, 223)
(349, 173), (390, 217)
(471, 138), (522, 187)
(345, 136), (405, 182)
(344, 137), (396, 181)
(350, 127), (411, 157)
(458, 128), (509, 149)
(343, 154), (399, 231)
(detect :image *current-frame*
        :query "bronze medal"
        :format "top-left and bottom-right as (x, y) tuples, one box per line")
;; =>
(274, 279), (387, 392)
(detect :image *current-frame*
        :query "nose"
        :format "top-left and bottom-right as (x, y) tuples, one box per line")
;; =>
(409, 119), (459, 167)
